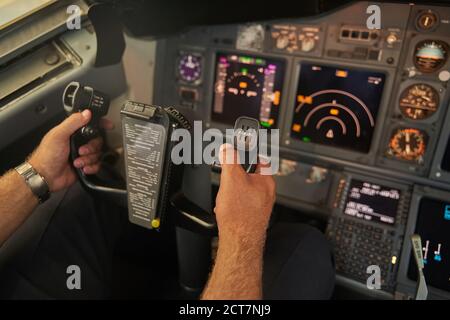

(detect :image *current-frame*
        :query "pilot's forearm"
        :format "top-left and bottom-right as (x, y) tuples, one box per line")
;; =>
(0, 170), (39, 246)
(202, 236), (265, 300)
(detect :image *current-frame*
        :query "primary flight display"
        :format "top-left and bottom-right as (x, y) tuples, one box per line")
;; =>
(212, 53), (285, 128)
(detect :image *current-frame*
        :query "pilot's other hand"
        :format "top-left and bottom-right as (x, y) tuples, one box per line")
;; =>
(214, 144), (276, 244)
(28, 110), (113, 193)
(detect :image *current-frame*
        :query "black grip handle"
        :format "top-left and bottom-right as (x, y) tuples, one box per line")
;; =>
(70, 130), (88, 181)
(70, 132), (128, 206)
(64, 81), (127, 205)
(170, 192), (217, 236)
(64, 82), (217, 232)
(211, 116), (260, 174)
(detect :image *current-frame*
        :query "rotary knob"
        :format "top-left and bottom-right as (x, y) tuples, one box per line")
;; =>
(386, 33), (398, 45)
(301, 37), (316, 52)
(276, 35), (289, 49)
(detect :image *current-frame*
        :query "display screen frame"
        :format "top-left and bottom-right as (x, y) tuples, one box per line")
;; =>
(209, 51), (288, 129)
(334, 173), (409, 226)
(407, 197), (450, 292)
(290, 63), (386, 153)
(282, 58), (394, 166)
(343, 179), (401, 226)
(430, 101), (450, 184)
(442, 138), (450, 172)
(396, 187), (450, 300)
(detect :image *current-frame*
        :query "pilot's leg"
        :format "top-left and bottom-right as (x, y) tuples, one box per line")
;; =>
(263, 223), (335, 300)
(0, 182), (126, 299)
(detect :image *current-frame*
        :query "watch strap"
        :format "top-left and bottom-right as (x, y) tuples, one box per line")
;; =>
(15, 162), (50, 203)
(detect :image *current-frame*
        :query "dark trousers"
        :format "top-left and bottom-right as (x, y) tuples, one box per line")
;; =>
(0, 183), (335, 299)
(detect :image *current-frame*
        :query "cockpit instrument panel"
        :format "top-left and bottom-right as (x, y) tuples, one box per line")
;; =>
(290, 64), (385, 153)
(153, 1), (450, 299)
(211, 53), (285, 128)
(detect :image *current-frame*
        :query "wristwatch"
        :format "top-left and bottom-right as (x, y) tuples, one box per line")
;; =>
(15, 162), (50, 203)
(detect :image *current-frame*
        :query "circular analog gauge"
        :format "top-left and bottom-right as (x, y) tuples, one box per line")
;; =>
(399, 84), (439, 120)
(178, 54), (202, 83)
(414, 40), (448, 73)
(388, 128), (427, 163)
(416, 11), (439, 31)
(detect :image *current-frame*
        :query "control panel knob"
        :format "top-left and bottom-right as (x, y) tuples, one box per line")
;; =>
(276, 35), (289, 49)
(386, 33), (398, 45)
(301, 37), (315, 52)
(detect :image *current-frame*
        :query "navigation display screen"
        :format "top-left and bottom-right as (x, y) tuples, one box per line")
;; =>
(408, 197), (450, 293)
(291, 64), (386, 153)
(442, 137), (450, 172)
(212, 53), (285, 128)
(344, 180), (401, 225)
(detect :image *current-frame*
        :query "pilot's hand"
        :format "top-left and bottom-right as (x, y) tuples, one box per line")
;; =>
(28, 110), (113, 193)
(214, 144), (276, 244)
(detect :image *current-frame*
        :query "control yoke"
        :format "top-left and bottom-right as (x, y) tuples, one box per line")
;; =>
(62, 82), (260, 234)
(62, 82), (127, 203)
(62, 82), (265, 296)
(63, 82), (215, 233)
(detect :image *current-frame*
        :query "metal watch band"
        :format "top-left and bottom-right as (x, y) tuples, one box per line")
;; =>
(15, 162), (50, 203)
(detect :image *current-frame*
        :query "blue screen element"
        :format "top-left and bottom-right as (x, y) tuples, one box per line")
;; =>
(408, 197), (450, 293)
(445, 205), (450, 221)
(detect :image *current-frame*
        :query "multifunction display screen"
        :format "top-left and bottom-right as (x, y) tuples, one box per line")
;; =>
(344, 180), (401, 225)
(408, 197), (450, 293)
(212, 53), (285, 128)
(291, 64), (386, 153)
